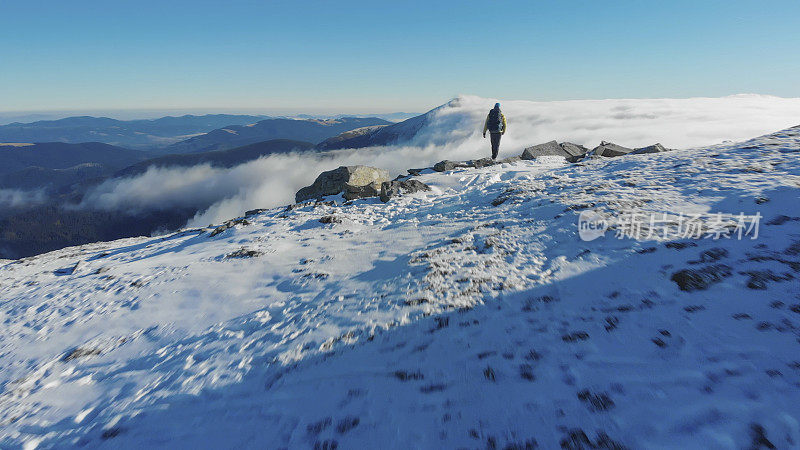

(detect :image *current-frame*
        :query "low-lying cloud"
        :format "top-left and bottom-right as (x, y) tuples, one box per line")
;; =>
(0, 189), (47, 208)
(80, 94), (800, 227)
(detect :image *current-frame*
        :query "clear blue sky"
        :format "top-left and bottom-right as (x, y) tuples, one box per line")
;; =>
(1, 0), (798, 114)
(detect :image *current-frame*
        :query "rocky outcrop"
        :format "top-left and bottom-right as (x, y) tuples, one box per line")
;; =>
(380, 179), (431, 202)
(522, 141), (566, 159)
(496, 156), (522, 165)
(226, 248), (262, 258)
(244, 208), (268, 217)
(470, 157), (500, 169)
(670, 264), (732, 291)
(433, 156), (521, 173)
(521, 141), (588, 161)
(210, 217), (251, 237)
(296, 137), (673, 206)
(589, 142), (674, 157)
(519, 139), (673, 161)
(319, 215), (343, 224)
(560, 142), (589, 158)
(295, 165), (390, 203)
(343, 182), (382, 201)
(434, 160), (471, 172)
(54, 261), (81, 276)
(592, 141), (634, 157)
(631, 143), (672, 155)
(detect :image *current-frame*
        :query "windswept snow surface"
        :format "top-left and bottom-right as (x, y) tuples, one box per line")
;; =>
(2, 126), (800, 448)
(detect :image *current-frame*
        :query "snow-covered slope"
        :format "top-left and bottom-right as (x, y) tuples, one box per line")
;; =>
(1, 126), (799, 448)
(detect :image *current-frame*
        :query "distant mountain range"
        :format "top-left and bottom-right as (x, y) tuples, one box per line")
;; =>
(0, 115), (268, 149)
(0, 112), (418, 151)
(315, 109), (430, 150)
(116, 140), (315, 177)
(0, 112), (407, 193)
(163, 117), (392, 154)
(0, 163), (108, 191)
(291, 112), (419, 122)
(0, 142), (148, 178)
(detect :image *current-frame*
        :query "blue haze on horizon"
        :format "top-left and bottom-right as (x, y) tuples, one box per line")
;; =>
(1, 0), (798, 117)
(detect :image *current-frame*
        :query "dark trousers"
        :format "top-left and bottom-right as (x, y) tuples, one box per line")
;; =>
(490, 132), (502, 159)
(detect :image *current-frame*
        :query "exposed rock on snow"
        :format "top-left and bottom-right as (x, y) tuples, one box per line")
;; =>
(521, 140), (588, 161)
(433, 156), (522, 173)
(379, 179), (431, 202)
(61, 347), (102, 362)
(53, 261), (81, 276)
(496, 155), (523, 165)
(470, 157), (497, 169)
(433, 160), (470, 172)
(631, 143), (672, 155)
(343, 182), (382, 201)
(591, 141), (634, 157)
(518, 139), (669, 161)
(670, 264), (733, 291)
(318, 215), (343, 224)
(244, 208), (268, 217)
(209, 217), (251, 237)
(295, 165), (390, 202)
(521, 140), (564, 159)
(560, 142), (590, 158)
(225, 248), (262, 258)
(560, 429), (626, 449)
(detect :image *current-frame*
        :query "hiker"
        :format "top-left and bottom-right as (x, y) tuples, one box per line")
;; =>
(482, 103), (507, 160)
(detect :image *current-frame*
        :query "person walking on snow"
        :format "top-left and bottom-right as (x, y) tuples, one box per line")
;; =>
(483, 103), (507, 160)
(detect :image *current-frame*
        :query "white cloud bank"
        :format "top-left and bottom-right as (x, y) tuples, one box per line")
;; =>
(81, 94), (800, 226)
(0, 189), (47, 208)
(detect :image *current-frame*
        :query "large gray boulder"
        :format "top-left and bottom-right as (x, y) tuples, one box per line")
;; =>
(521, 140), (565, 159)
(592, 141), (634, 157)
(470, 157), (497, 169)
(433, 160), (470, 172)
(380, 179), (431, 202)
(295, 165), (390, 202)
(560, 142), (589, 157)
(521, 141), (589, 160)
(497, 155), (522, 164)
(630, 143), (672, 155)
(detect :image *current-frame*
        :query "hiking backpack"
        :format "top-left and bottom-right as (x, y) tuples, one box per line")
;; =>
(487, 109), (503, 133)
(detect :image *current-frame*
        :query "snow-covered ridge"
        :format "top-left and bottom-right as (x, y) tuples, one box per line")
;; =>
(1, 126), (799, 448)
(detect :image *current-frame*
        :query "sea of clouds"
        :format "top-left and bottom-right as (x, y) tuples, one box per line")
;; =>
(79, 94), (800, 226)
